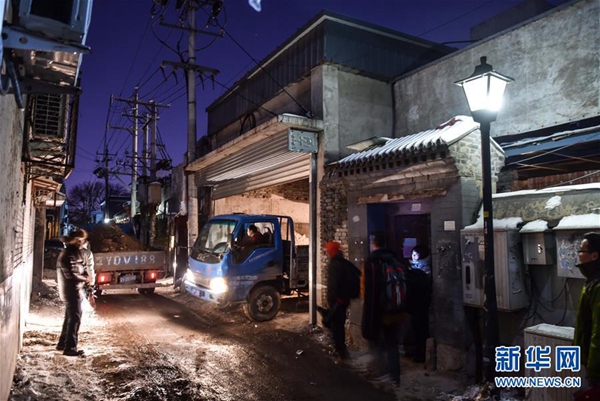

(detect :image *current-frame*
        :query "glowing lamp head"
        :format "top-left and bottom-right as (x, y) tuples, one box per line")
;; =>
(455, 57), (513, 123)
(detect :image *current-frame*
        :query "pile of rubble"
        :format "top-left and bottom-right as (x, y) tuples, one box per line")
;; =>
(88, 223), (145, 253)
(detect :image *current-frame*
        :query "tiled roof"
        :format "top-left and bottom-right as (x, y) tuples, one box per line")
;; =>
(338, 116), (480, 167)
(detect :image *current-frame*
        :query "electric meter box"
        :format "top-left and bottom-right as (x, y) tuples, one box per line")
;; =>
(460, 227), (528, 311)
(520, 220), (555, 265)
(554, 214), (600, 280)
(148, 181), (162, 205)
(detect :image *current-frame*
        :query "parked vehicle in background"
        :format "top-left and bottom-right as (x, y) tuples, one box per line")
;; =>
(184, 214), (309, 321)
(44, 238), (65, 260)
(88, 223), (169, 295)
(94, 250), (168, 295)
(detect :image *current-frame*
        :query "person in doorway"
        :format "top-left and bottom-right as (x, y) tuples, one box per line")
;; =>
(323, 241), (354, 360)
(574, 232), (600, 388)
(406, 245), (432, 363)
(361, 233), (409, 388)
(56, 229), (91, 356)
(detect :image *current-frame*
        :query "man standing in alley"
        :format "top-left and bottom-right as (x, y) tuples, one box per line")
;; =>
(324, 241), (360, 360)
(574, 232), (600, 389)
(361, 232), (409, 389)
(56, 229), (91, 356)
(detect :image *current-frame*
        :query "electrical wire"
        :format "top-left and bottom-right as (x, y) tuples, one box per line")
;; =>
(118, 11), (153, 97)
(417, 0), (495, 38)
(549, 170), (600, 187)
(203, 4), (312, 118)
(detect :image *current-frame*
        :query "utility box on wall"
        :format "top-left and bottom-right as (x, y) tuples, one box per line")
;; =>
(520, 220), (555, 265)
(460, 227), (528, 311)
(554, 214), (600, 280)
(524, 324), (582, 401)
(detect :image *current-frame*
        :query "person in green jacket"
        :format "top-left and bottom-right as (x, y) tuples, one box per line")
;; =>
(574, 232), (600, 387)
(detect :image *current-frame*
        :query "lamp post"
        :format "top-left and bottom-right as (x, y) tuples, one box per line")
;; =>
(455, 56), (513, 382)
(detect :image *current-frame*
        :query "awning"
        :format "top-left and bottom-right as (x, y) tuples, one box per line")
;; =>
(502, 124), (600, 178)
(186, 114), (323, 200)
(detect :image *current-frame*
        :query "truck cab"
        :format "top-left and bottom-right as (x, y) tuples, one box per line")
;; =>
(183, 214), (308, 321)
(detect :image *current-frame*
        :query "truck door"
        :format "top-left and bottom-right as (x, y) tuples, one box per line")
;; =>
(231, 221), (280, 279)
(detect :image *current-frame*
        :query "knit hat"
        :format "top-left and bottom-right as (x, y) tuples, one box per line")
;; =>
(325, 241), (341, 257)
(64, 229), (88, 245)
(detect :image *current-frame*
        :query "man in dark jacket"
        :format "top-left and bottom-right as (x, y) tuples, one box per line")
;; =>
(56, 229), (90, 356)
(325, 241), (352, 359)
(574, 232), (600, 387)
(361, 233), (408, 388)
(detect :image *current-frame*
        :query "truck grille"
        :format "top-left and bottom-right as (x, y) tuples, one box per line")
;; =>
(188, 270), (211, 288)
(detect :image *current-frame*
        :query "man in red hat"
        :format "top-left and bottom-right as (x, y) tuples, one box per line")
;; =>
(323, 241), (360, 359)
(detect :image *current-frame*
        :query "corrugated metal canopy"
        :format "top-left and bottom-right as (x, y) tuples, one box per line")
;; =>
(202, 132), (307, 182)
(209, 155), (310, 199)
(188, 114), (322, 200)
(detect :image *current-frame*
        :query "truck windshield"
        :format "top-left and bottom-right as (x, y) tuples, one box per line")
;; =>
(193, 219), (237, 256)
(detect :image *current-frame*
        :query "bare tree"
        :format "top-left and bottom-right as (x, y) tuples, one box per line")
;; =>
(67, 181), (128, 225)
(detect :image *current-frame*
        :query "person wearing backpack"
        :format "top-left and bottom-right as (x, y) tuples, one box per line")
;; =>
(324, 241), (359, 359)
(361, 232), (409, 389)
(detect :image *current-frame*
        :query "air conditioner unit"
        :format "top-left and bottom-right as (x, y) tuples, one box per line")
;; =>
(523, 324), (582, 401)
(460, 227), (528, 311)
(16, 0), (93, 44)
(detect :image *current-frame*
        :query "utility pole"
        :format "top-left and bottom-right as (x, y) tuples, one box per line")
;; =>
(161, 0), (221, 285)
(113, 92), (169, 225)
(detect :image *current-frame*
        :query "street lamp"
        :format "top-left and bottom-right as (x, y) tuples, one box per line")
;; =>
(455, 56), (513, 383)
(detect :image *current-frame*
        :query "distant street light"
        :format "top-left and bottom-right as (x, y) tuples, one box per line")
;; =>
(455, 56), (513, 383)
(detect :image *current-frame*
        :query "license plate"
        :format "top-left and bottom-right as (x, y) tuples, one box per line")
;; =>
(119, 274), (136, 283)
(190, 287), (205, 298)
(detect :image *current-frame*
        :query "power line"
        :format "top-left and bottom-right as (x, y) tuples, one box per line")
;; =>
(417, 0), (495, 38)
(119, 10), (153, 97)
(206, 4), (312, 118)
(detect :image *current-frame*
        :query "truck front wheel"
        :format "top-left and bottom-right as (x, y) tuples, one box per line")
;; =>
(245, 285), (281, 322)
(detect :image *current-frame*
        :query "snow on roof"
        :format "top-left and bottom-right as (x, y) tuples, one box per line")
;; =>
(545, 196), (562, 210)
(502, 124), (600, 149)
(555, 214), (600, 230)
(492, 183), (600, 199)
(464, 215), (523, 231)
(523, 323), (574, 341)
(338, 116), (497, 166)
(519, 220), (549, 233)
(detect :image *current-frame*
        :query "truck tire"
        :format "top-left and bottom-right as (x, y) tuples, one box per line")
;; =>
(244, 285), (281, 322)
(137, 288), (156, 295)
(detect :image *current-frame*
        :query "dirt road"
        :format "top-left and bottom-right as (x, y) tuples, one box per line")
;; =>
(10, 282), (406, 401)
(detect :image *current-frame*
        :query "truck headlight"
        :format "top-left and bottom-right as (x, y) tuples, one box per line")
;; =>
(184, 269), (194, 283)
(209, 277), (228, 294)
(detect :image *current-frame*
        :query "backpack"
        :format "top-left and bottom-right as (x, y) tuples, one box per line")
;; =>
(381, 260), (408, 312)
(340, 259), (361, 299)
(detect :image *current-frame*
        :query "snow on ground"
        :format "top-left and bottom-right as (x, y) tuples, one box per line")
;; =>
(10, 275), (522, 401)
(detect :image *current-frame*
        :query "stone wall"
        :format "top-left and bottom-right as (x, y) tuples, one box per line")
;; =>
(394, 0), (600, 139)
(319, 172), (349, 306)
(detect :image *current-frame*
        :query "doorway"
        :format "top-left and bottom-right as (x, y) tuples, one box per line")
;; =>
(390, 214), (431, 264)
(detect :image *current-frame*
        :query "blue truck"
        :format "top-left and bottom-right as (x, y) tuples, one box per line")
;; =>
(183, 214), (309, 321)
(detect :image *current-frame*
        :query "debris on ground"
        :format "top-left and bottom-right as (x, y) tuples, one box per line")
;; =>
(441, 383), (523, 401)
